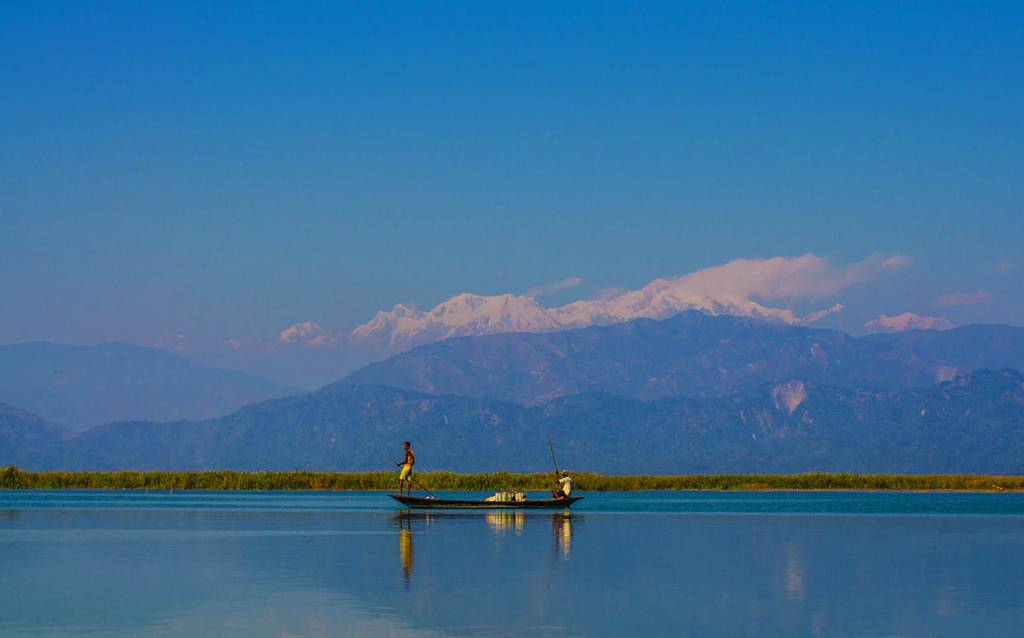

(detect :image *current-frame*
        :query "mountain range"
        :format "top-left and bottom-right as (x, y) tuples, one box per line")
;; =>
(345, 312), (1024, 405)
(2, 312), (1023, 473)
(217, 258), (875, 387)
(348, 281), (844, 356)
(4, 368), (1024, 473)
(0, 342), (297, 432)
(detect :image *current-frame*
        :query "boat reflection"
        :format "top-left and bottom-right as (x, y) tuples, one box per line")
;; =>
(393, 511), (579, 584)
(486, 510), (526, 535)
(552, 512), (572, 559)
(396, 511), (415, 588)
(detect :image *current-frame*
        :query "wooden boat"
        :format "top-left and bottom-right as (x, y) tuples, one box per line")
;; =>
(390, 493), (583, 510)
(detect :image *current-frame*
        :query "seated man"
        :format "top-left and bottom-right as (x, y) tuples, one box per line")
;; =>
(551, 471), (573, 499)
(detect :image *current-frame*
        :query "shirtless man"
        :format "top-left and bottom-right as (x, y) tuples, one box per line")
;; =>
(396, 441), (415, 495)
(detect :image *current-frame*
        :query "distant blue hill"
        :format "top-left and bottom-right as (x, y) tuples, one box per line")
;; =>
(863, 323), (1024, 371)
(0, 403), (67, 469)
(342, 311), (1024, 404)
(0, 341), (298, 431)
(3, 368), (1022, 473)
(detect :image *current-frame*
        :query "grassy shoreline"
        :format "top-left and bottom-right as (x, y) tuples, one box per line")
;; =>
(3, 466), (1024, 491)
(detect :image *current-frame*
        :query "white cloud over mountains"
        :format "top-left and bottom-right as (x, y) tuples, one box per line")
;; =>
(654, 253), (907, 302)
(525, 276), (584, 298)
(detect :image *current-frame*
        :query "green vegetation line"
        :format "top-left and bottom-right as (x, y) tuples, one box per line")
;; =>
(3, 466), (1024, 491)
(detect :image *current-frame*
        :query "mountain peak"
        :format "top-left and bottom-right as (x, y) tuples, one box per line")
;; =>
(390, 303), (420, 317)
(865, 313), (954, 333)
(349, 279), (844, 356)
(349, 292), (561, 351)
(278, 322), (338, 348)
(346, 253), (912, 357)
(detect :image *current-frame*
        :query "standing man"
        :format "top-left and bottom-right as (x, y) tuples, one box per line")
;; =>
(551, 471), (573, 499)
(396, 441), (415, 495)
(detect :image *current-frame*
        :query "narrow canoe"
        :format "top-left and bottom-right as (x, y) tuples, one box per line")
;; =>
(390, 493), (583, 509)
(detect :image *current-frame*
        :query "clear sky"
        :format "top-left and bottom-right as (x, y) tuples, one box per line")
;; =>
(2, 1), (1022, 350)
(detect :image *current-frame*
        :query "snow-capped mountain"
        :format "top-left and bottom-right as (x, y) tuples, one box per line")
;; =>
(548, 278), (843, 328)
(350, 294), (563, 351)
(277, 321), (339, 348)
(349, 277), (844, 354)
(220, 253), (903, 385)
(864, 313), (954, 333)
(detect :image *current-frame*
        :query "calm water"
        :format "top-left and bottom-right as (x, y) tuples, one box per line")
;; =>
(2, 490), (1024, 637)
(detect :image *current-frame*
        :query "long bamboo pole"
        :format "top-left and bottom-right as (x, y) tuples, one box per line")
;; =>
(547, 436), (560, 480)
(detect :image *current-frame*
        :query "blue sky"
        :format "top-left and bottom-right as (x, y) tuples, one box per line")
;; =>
(2, 1), (1022, 349)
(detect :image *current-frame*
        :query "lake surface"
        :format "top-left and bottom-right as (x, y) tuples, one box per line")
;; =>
(2, 490), (1024, 637)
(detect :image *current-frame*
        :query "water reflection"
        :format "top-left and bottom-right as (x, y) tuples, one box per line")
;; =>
(392, 511), (577, 588)
(552, 512), (572, 559)
(5, 493), (1024, 637)
(781, 543), (806, 603)
(486, 510), (526, 535)
(369, 510), (1024, 636)
(396, 511), (415, 587)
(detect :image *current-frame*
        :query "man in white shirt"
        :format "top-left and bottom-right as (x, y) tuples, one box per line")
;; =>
(552, 471), (573, 499)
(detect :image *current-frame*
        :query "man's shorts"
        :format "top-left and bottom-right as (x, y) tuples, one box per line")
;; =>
(399, 464), (413, 481)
